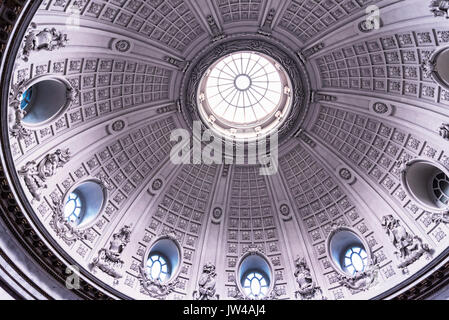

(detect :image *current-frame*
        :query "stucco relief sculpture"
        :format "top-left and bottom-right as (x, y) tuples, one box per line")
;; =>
(439, 123), (449, 140)
(294, 257), (326, 300)
(21, 23), (68, 61)
(422, 59), (436, 78)
(89, 225), (132, 285)
(49, 197), (88, 245)
(193, 263), (219, 300)
(8, 80), (31, 139)
(18, 149), (71, 202)
(337, 257), (380, 293)
(430, 0), (449, 18)
(138, 266), (180, 300)
(382, 215), (432, 273)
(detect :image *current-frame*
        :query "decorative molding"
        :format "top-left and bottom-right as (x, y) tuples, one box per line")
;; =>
(163, 56), (190, 72)
(295, 129), (316, 148)
(206, 15), (226, 42)
(439, 123), (449, 141)
(20, 23), (68, 62)
(89, 225), (132, 285)
(192, 262), (219, 300)
(337, 165), (356, 185)
(258, 9), (276, 36)
(311, 91), (337, 103)
(156, 104), (177, 114)
(212, 207), (223, 220)
(112, 39), (132, 53)
(381, 215), (432, 274)
(279, 204), (290, 216)
(152, 178), (163, 191)
(18, 148), (71, 202)
(294, 257), (326, 300)
(298, 42), (324, 61)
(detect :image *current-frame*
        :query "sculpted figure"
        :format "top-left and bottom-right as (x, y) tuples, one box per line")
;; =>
(18, 149), (71, 201)
(382, 215), (431, 271)
(193, 263), (219, 300)
(294, 257), (325, 300)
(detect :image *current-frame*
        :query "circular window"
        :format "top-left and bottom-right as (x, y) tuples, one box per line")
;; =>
(197, 51), (292, 140)
(432, 172), (449, 207)
(328, 228), (370, 276)
(63, 180), (105, 228)
(19, 78), (71, 125)
(146, 254), (171, 282)
(342, 246), (368, 275)
(238, 253), (272, 300)
(242, 271), (269, 299)
(146, 238), (180, 283)
(64, 191), (83, 223)
(402, 160), (449, 211)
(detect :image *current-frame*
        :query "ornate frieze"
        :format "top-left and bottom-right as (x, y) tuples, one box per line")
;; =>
(193, 263), (219, 300)
(89, 225), (133, 285)
(18, 149), (71, 202)
(381, 215), (432, 273)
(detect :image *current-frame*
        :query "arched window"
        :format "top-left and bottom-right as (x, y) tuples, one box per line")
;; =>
(242, 271), (269, 299)
(64, 192), (83, 223)
(343, 246), (368, 275)
(146, 253), (171, 282)
(433, 172), (449, 207)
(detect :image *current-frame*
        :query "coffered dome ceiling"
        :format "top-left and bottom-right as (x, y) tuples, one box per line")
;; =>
(1, 0), (449, 300)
